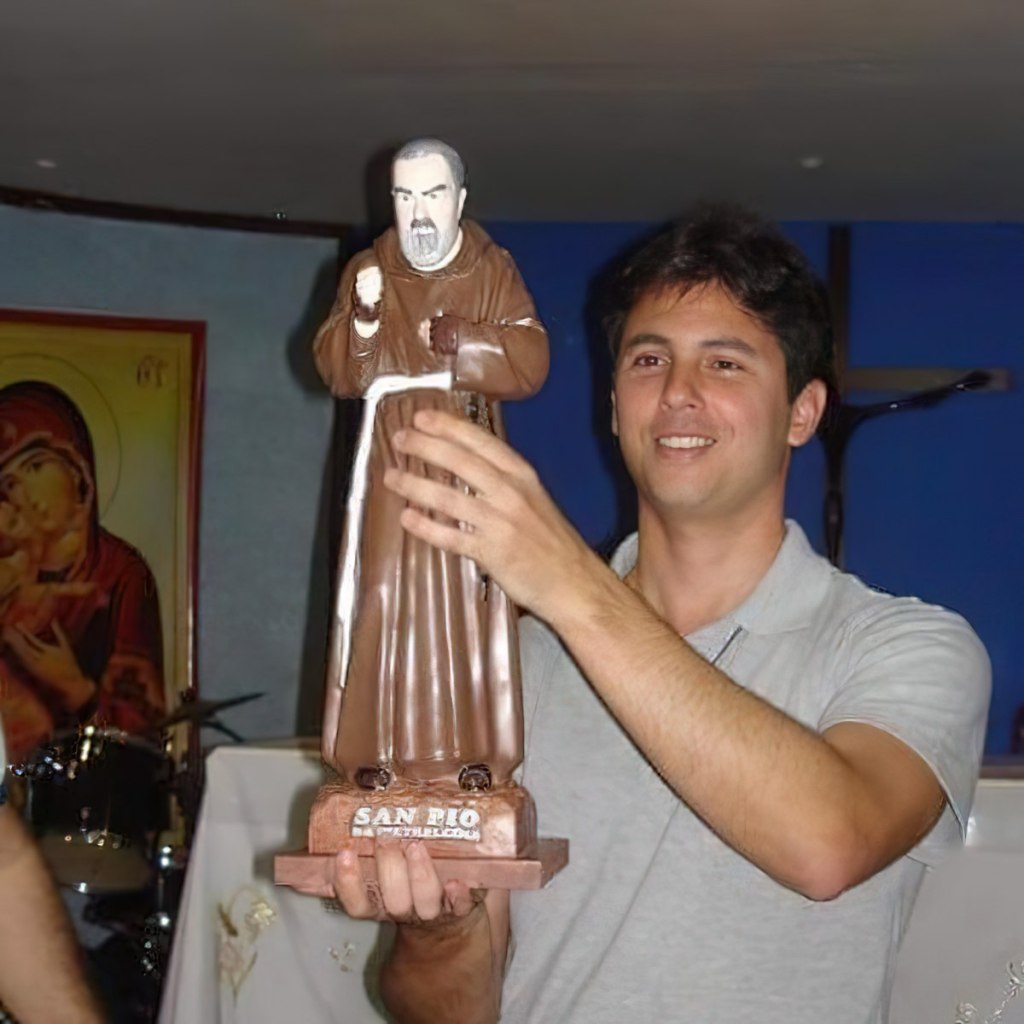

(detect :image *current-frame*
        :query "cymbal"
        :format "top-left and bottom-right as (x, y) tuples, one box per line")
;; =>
(156, 692), (263, 729)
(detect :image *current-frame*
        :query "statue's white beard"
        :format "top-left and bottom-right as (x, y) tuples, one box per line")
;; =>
(400, 218), (459, 270)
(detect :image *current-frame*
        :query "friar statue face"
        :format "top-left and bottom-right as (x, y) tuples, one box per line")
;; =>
(392, 149), (468, 272)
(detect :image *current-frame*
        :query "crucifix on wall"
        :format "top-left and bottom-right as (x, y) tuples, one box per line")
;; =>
(820, 226), (1012, 568)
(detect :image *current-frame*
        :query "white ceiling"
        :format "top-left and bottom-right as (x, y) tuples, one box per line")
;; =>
(2, 0), (1023, 224)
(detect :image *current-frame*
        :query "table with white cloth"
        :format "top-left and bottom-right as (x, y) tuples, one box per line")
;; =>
(890, 770), (1024, 1024)
(159, 740), (389, 1024)
(160, 741), (1024, 1024)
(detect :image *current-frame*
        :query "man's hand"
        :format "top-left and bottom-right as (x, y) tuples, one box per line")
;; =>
(384, 409), (605, 622)
(331, 839), (480, 926)
(429, 314), (461, 357)
(323, 840), (505, 1024)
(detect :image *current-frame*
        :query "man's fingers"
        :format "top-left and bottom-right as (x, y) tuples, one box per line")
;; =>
(407, 409), (530, 478)
(393, 426), (505, 499)
(375, 840), (415, 920)
(384, 468), (479, 527)
(442, 879), (479, 919)
(331, 847), (376, 918)
(406, 841), (444, 921)
(397, 507), (476, 560)
(330, 843), (455, 925)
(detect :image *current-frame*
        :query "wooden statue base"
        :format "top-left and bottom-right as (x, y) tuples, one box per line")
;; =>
(307, 778), (539, 858)
(276, 777), (568, 893)
(274, 838), (568, 894)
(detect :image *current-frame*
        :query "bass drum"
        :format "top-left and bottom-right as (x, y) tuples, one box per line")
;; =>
(24, 727), (169, 893)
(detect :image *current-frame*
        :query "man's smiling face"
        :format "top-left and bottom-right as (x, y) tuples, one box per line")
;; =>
(612, 281), (823, 529)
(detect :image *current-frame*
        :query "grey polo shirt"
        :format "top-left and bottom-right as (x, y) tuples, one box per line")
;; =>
(503, 521), (990, 1024)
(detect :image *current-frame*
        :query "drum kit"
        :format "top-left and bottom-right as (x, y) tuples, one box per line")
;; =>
(7, 692), (261, 1022)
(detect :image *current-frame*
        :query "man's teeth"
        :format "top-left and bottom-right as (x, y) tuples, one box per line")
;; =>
(658, 436), (714, 449)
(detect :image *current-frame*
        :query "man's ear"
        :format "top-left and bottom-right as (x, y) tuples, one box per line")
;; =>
(611, 389), (619, 437)
(457, 187), (467, 221)
(788, 379), (827, 447)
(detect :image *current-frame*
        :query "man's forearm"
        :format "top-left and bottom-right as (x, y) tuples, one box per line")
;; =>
(544, 563), (892, 897)
(0, 809), (103, 1022)
(381, 900), (501, 1024)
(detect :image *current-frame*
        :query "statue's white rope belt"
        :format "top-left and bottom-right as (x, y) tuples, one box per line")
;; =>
(333, 370), (454, 691)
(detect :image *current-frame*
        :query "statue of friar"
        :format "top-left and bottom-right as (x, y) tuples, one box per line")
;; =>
(313, 138), (549, 796)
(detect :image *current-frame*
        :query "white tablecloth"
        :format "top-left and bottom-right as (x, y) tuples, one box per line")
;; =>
(159, 740), (388, 1024)
(160, 743), (1024, 1023)
(891, 777), (1024, 1024)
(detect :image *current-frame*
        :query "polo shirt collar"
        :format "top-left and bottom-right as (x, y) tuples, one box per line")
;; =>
(609, 519), (834, 638)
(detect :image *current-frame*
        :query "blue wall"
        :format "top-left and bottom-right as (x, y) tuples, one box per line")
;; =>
(844, 225), (1024, 756)
(490, 221), (1018, 756)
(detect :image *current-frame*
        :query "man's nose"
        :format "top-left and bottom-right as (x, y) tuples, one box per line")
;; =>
(660, 362), (703, 409)
(413, 193), (428, 219)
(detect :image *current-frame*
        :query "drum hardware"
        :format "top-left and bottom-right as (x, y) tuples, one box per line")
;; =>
(18, 727), (169, 894)
(7, 694), (264, 1020)
(90, 842), (183, 985)
(155, 691), (263, 742)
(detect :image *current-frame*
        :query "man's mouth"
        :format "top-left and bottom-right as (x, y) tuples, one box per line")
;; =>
(657, 435), (715, 449)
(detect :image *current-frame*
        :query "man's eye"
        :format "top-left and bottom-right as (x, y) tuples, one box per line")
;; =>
(711, 359), (741, 371)
(633, 353), (663, 367)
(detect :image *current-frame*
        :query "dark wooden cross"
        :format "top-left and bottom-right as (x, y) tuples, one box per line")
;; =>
(820, 226), (1012, 568)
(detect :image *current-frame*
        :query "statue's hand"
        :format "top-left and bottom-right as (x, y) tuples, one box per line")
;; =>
(354, 266), (383, 312)
(429, 314), (461, 356)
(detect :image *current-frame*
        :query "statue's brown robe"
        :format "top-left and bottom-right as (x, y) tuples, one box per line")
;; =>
(313, 221), (549, 785)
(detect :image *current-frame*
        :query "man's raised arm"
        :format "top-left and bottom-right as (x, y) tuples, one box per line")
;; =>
(382, 410), (988, 902)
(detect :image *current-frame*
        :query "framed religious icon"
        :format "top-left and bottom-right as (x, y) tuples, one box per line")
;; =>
(0, 308), (204, 775)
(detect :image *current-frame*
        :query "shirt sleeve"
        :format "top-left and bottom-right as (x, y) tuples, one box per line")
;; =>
(818, 597), (991, 865)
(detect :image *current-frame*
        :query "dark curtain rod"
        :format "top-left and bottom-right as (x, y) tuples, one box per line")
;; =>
(0, 184), (349, 240)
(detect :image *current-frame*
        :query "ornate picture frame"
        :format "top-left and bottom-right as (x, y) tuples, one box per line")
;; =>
(0, 308), (204, 766)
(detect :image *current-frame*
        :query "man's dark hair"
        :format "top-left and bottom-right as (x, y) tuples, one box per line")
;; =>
(603, 204), (836, 400)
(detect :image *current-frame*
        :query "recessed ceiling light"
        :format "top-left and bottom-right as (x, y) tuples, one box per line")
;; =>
(800, 156), (824, 170)
(35, 158), (57, 170)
